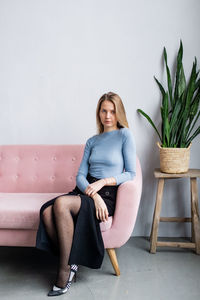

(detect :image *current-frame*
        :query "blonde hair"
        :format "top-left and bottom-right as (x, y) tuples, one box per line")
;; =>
(96, 92), (129, 134)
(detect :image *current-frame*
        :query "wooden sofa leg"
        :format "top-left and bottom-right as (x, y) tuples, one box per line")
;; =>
(106, 248), (120, 276)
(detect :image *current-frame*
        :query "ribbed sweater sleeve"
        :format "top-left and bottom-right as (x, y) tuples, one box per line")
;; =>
(76, 137), (93, 193)
(113, 129), (136, 185)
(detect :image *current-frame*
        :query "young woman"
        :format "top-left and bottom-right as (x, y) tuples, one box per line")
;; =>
(36, 92), (136, 296)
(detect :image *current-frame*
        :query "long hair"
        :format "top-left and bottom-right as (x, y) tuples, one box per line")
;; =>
(96, 92), (129, 134)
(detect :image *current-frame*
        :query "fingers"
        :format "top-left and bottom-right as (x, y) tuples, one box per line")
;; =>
(89, 189), (96, 197)
(85, 181), (104, 196)
(85, 185), (97, 196)
(105, 209), (109, 221)
(93, 193), (109, 222)
(98, 208), (102, 221)
(96, 208), (109, 222)
(102, 208), (109, 222)
(96, 209), (99, 220)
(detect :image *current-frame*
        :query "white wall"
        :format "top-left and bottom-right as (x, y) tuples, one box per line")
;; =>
(0, 0), (200, 236)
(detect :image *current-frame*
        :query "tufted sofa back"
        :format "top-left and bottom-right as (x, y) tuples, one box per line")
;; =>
(0, 145), (84, 193)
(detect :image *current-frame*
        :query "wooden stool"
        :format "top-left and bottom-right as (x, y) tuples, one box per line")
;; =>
(150, 168), (200, 254)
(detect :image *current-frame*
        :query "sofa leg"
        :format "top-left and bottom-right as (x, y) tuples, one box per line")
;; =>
(106, 248), (120, 276)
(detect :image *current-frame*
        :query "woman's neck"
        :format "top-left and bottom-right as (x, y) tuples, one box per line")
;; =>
(103, 127), (119, 133)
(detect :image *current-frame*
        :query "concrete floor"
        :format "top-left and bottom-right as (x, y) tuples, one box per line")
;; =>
(0, 237), (200, 300)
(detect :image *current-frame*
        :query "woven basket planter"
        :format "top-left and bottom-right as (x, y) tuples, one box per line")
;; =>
(157, 142), (191, 174)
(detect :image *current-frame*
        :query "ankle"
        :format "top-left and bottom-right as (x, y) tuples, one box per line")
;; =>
(56, 268), (70, 288)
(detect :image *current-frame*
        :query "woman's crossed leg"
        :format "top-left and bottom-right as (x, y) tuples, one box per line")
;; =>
(42, 195), (81, 288)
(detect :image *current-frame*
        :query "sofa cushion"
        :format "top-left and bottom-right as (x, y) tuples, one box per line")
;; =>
(0, 193), (63, 230)
(0, 193), (112, 232)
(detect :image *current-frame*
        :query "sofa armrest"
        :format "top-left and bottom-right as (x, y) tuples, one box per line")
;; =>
(102, 168), (142, 248)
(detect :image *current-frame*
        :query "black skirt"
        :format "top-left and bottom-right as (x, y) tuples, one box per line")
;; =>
(36, 174), (118, 269)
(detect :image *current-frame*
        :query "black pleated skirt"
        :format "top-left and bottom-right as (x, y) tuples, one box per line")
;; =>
(36, 174), (118, 269)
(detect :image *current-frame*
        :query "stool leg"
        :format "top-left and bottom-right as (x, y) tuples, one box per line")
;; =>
(191, 186), (195, 243)
(150, 178), (164, 254)
(190, 178), (200, 255)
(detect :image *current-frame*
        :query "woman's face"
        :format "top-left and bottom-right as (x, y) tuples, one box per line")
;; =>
(99, 100), (118, 132)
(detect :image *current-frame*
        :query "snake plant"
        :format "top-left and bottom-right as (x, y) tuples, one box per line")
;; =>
(138, 41), (200, 148)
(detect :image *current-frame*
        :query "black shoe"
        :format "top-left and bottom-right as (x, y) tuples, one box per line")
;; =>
(48, 264), (78, 297)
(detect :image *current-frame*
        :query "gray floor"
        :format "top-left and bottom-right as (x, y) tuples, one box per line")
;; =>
(0, 237), (200, 300)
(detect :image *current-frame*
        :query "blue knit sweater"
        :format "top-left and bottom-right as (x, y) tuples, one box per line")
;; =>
(76, 128), (136, 193)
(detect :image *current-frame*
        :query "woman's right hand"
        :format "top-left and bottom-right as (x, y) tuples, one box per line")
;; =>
(92, 193), (109, 222)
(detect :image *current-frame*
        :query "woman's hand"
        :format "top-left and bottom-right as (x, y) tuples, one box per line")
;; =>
(85, 179), (106, 197)
(92, 193), (109, 222)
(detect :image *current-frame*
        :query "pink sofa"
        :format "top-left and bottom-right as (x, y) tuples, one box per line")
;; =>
(0, 145), (142, 275)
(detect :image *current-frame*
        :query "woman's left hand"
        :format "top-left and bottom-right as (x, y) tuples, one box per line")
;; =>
(85, 179), (106, 197)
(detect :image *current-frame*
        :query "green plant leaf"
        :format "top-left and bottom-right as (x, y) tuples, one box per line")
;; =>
(168, 98), (182, 146)
(169, 98), (181, 131)
(186, 109), (200, 141)
(160, 93), (170, 146)
(195, 77), (200, 91)
(154, 77), (166, 99)
(171, 111), (183, 147)
(185, 92), (200, 139)
(137, 109), (162, 141)
(160, 107), (165, 145)
(165, 118), (170, 146)
(178, 65), (186, 98)
(186, 125), (200, 146)
(174, 40), (183, 105)
(164, 47), (173, 107)
(177, 59), (198, 146)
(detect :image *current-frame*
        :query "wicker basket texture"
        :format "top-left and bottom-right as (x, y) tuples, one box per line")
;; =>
(157, 142), (191, 174)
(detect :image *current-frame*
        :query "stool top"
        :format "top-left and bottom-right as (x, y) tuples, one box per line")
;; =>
(154, 168), (200, 179)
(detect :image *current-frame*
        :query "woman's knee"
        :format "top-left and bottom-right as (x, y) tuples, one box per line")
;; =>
(53, 196), (70, 216)
(53, 195), (81, 216)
